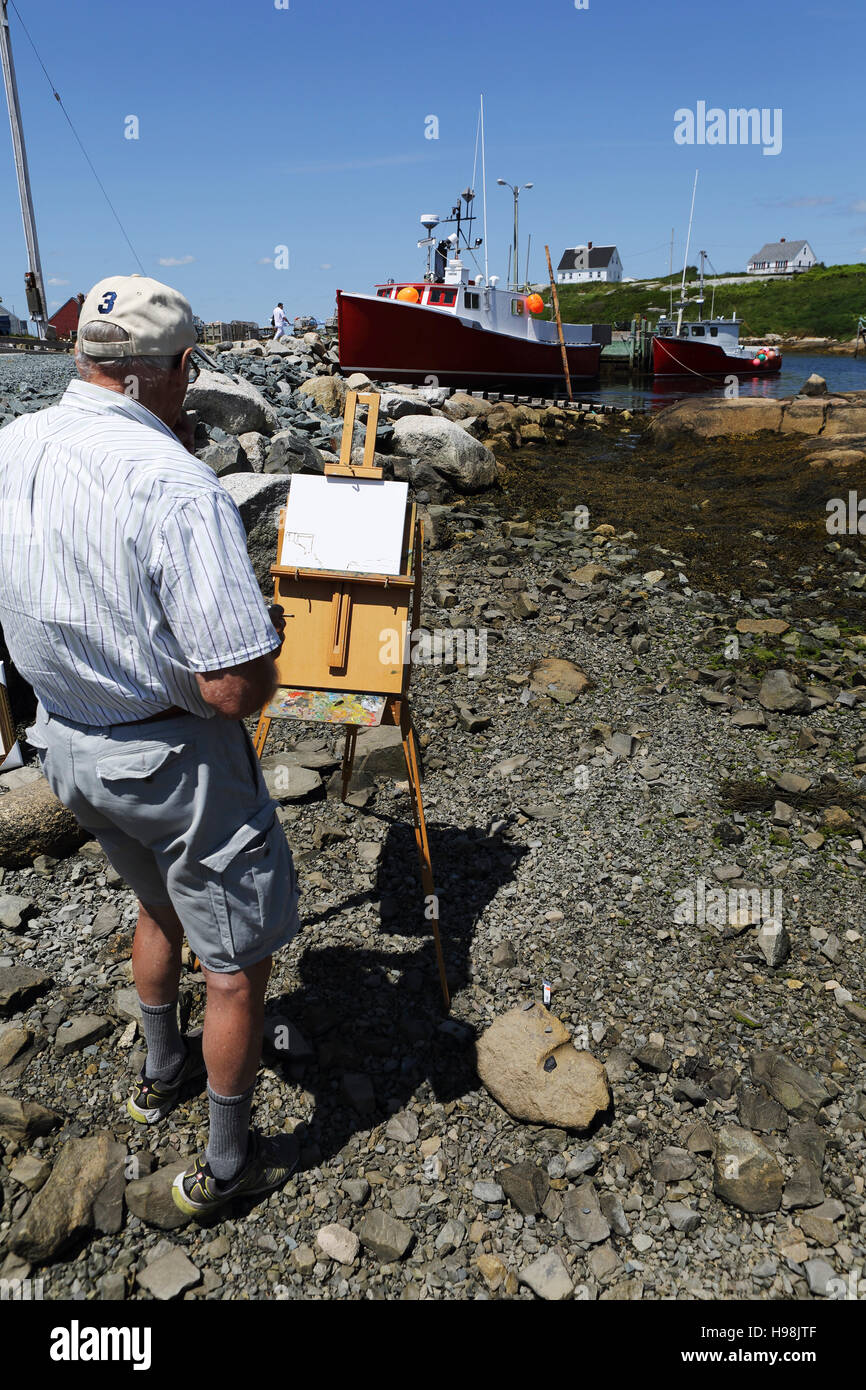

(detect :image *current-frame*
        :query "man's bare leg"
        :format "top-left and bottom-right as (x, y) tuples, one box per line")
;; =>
(132, 899), (184, 1004)
(200, 957), (272, 1180)
(131, 900), (187, 1082)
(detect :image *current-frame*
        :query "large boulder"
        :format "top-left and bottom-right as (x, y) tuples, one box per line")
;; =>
(219, 473), (291, 589)
(475, 1003), (610, 1130)
(297, 375), (347, 416)
(185, 368), (280, 436)
(441, 392), (497, 422)
(391, 416), (497, 493)
(264, 428), (326, 476)
(0, 775), (88, 868)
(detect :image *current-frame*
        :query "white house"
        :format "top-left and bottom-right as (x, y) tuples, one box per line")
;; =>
(747, 239), (817, 275)
(0, 301), (26, 335)
(557, 243), (623, 284)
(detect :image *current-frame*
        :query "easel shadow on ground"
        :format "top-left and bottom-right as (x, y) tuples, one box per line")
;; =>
(263, 817), (528, 1171)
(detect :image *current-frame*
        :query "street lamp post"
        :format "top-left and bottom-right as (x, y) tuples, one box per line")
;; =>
(497, 178), (533, 291)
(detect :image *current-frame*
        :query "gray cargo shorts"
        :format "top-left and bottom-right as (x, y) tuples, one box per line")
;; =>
(27, 706), (300, 973)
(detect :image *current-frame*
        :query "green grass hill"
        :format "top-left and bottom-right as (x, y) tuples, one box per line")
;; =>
(543, 263), (866, 340)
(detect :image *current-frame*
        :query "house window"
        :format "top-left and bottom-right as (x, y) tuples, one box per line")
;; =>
(511, 299), (524, 315)
(428, 288), (456, 306)
(464, 292), (480, 309)
(691, 326), (705, 336)
(377, 288), (394, 297)
(709, 326), (718, 337)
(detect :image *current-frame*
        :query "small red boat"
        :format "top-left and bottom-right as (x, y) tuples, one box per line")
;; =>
(337, 190), (602, 389)
(652, 250), (782, 378)
(652, 315), (782, 378)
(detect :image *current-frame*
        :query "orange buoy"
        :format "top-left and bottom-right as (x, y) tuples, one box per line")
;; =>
(397, 286), (420, 303)
(526, 293), (544, 314)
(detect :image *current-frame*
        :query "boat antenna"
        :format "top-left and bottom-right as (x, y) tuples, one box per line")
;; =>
(524, 232), (531, 291)
(676, 169), (698, 335)
(480, 93), (489, 284)
(506, 244), (512, 289)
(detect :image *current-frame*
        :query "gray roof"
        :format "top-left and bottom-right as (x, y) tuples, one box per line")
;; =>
(748, 239), (809, 264)
(557, 244), (618, 272)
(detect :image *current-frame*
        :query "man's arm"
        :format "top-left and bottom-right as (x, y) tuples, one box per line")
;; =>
(195, 606), (285, 719)
(195, 651), (277, 720)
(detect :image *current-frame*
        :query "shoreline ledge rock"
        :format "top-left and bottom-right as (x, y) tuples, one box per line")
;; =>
(475, 1002), (610, 1130)
(649, 389), (866, 453)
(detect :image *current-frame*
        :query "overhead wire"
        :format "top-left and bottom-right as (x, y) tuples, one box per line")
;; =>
(9, 1), (146, 275)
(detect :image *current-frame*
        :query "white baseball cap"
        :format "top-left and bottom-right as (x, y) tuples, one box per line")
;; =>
(78, 274), (196, 358)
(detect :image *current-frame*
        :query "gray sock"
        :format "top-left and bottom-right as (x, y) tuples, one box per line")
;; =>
(139, 998), (185, 1082)
(206, 1083), (254, 1182)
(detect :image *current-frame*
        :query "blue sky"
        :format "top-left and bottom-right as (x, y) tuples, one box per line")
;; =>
(1, 0), (864, 325)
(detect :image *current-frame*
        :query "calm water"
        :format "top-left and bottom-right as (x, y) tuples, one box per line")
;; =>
(588, 352), (866, 412)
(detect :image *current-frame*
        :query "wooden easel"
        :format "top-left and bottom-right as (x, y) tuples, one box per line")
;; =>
(253, 391), (450, 1010)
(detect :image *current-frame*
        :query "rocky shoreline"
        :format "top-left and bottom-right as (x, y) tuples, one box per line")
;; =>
(0, 347), (864, 1303)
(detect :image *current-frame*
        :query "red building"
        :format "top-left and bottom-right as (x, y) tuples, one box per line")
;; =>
(48, 296), (83, 340)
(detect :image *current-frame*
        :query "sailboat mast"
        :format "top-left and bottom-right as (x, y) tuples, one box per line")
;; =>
(676, 169), (698, 336)
(0, 0), (48, 339)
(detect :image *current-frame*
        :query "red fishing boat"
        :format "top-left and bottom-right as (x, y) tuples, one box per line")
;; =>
(653, 248), (782, 378)
(337, 190), (602, 389)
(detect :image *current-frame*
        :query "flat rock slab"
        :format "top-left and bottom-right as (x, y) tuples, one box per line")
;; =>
(475, 1003), (610, 1130)
(0, 777), (87, 868)
(0, 966), (52, 1015)
(562, 1181), (611, 1243)
(10, 1132), (127, 1262)
(54, 1014), (113, 1056)
(751, 1050), (831, 1120)
(518, 1249), (573, 1301)
(137, 1249), (200, 1300)
(735, 619), (790, 635)
(528, 658), (592, 704)
(713, 1125), (785, 1213)
(355, 1209), (413, 1261)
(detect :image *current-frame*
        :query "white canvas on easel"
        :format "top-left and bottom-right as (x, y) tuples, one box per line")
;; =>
(279, 474), (409, 576)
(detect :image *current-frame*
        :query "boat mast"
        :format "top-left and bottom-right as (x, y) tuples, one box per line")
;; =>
(0, 0), (48, 340)
(480, 93), (489, 284)
(676, 169), (698, 336)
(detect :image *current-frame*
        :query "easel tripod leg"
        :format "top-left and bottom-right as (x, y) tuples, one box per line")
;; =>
(341, 726), (359, 801)
(400, 707), (450, 1012)
(253, 713), (271, 758)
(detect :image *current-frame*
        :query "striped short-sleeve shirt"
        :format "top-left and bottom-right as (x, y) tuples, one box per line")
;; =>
(0, 378), (279, 724)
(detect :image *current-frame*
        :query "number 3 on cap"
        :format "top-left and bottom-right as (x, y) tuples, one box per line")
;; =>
(97, 291), (118, 314)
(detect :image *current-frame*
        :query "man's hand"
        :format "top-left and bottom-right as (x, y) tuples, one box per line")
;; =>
(268, 603), (286, 651)
(172, 410), (197, 454)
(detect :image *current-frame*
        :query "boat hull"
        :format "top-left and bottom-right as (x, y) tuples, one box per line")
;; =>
(653, 335), (782, 378)
(337, 290), (601, 388)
